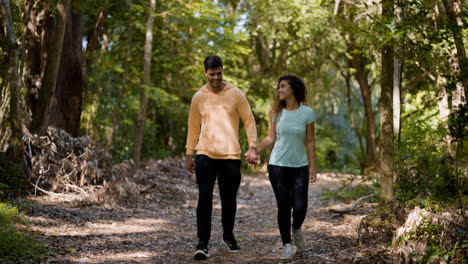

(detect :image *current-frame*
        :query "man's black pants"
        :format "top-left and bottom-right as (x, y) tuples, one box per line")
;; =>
(195, 155), (241, 245)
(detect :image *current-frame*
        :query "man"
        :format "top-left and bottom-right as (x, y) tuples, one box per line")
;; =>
(185, 55), (258, 260)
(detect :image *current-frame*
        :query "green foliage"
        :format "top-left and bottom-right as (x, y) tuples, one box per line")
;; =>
(81, 0), (255, 162)
(75, 0), (464, 188)
(0, 203), (46, 263)
(321, 177), (378, 203)
(396, 91), (465, 204)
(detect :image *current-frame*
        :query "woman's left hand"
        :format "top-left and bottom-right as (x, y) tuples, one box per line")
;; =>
(244, 147), (258, 164)
(309, 168), (317, 183)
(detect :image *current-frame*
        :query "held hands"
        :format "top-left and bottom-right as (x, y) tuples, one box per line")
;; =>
(244, 147), (258, 164)
(309, 167), (317, 183)
(186, 155), (195, 173)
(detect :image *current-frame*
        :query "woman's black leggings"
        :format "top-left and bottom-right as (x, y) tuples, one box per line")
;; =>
(268, 165), (309, 245)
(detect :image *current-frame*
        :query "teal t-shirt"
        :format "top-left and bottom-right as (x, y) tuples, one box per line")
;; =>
(269, 104), (315, 167)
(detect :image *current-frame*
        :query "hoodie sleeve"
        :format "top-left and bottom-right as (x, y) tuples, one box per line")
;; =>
(237, 90), (257, 148)
(186, 93), (201, 155)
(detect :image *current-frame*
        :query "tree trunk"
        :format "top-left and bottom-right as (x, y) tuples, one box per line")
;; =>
(380, 0), (395, 203)
(80, 6), (110, 126)
(0, 0), (23, 162)
(133, 0), (156, 165)
(343, 72), (366, 162)
(24, 0), (41, 116)
(30, 0), (71, 135)
(106, 0), (133, 152)
(394, 0), (407, 182)
(84, 8), (108, 74)
(329, 56), (367, 164)
(347, 41), (377, 168)
(0, 84), (10, 152)
(437, 73), (450, 122)
(47, 2), (84, 137)
(441, 0), (468, 101)
(394, 0), (406, 138)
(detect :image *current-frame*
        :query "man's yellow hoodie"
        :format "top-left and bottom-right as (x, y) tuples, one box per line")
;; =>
(186, 82), (257, 160)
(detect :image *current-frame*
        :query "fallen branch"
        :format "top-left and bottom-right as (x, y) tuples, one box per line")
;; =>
(140, 183), (156, 194)
(329, 193), (376, 214)
(64, 183), (88, 196)
(28, 181), (76, 198)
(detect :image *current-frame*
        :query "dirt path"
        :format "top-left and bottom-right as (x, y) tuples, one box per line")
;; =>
(25, 173), (388, 263)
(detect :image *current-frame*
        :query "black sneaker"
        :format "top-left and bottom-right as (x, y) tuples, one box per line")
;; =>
(193, 242), (210, 260)
(223, 237), (241, 252)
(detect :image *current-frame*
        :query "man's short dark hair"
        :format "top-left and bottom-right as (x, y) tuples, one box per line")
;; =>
(204, 55), (223, 71)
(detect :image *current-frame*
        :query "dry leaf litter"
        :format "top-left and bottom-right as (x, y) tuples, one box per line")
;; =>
(16, 128), (465, 263)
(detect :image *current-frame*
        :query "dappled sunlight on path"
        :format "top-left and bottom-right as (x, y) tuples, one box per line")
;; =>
(25, 172), (387, 263)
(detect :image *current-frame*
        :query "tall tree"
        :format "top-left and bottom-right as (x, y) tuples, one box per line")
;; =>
(133, 0), (155, 165)
(82, 1), (111, 104)
(331, 57), (366, 162)
(441, 0), (468, 100)
(336, 1), (379, 169)
(107, 0), (133, 152)
(394, 0), (407, 180)
(380, 0), (395, 203)
(394, 0), (407, 138)
(30, 0), (71, 135)
(347, 40), (378, 169)
(0, 0), (23, 162)
(47, 1), (84, 136)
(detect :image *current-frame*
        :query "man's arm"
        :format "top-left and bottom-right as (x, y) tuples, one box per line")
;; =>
(185, 95), (201, 172)
(237, 91), (258, 163)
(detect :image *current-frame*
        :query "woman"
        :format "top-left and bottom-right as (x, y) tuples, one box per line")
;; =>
(255, 74), (316, 260)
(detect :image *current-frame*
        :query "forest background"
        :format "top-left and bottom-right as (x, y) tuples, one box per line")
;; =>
(0, 0), (467, 262)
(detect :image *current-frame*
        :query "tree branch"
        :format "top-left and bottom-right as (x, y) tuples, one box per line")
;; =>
(329, 193), (376, 214)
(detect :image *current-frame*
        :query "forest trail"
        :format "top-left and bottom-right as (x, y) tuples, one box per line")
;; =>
(25, 172), (387, 263)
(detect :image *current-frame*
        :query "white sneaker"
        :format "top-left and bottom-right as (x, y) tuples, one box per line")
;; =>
(280, 243), (293, 260)
(293, 228), (306, 251)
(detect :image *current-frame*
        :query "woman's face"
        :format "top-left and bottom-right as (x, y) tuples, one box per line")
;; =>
(278, 80), (294, 101)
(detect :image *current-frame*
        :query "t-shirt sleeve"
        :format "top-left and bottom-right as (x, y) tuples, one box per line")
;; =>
(306, 108), (315, 124)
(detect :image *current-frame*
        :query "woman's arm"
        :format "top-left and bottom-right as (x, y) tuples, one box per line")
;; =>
(306, 122), (316, 183)
(256, 121), (277, 154)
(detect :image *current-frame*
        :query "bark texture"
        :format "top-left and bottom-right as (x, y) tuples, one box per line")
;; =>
(31, 0), (71, 135)
(441, 0), (468, 101)
(1, 0), (23, 161)
(133, 0), (156, 165)
(380, 0), (395, 203)
(47, 2), (84, 137)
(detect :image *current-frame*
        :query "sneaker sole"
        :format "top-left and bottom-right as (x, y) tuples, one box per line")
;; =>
(296, 245), (305, 251)
(295, 241), (306, 251)
(222, 240), (241, 253)
(294, 233), (306, 251)
(193, 250), (210, 260)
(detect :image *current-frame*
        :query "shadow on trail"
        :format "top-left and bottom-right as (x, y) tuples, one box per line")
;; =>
(24, 173), (385, 263)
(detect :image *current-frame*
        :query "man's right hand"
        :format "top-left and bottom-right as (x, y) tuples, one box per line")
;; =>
(186, 155), (195, 173)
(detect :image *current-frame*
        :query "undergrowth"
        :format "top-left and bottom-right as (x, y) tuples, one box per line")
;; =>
(0, 203), (46, 263)
(396, 201), (467, 264)
(320, 176), (379, 203)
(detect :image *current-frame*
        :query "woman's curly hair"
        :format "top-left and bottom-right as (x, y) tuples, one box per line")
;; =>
(269, 74), (308, 122)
